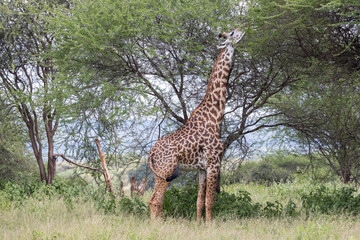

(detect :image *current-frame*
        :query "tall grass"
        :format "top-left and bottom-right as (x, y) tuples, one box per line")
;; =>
(1, 197), (360, 240)
(1, 178), (360, 239)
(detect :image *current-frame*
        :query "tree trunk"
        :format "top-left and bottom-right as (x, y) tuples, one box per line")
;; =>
(27, 121), (47, 182)
(340, 156), (352, 184)
(36, 154), (47, 182)
(120, 181), (125, 198)
(47, 156), (56, 185)
(46, 131), (56, 185)
(342, 168), (351, 184)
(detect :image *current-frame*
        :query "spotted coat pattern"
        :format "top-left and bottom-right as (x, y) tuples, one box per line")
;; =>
(148, 28), (245, 223)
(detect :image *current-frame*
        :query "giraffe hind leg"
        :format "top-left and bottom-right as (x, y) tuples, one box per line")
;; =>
(149, 176), (170, 220)
(197, 169), (207, 223)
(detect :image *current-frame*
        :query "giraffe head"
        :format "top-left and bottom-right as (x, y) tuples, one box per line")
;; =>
(217, 27), (246, 49)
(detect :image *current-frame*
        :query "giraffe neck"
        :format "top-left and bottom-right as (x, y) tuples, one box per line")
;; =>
(189, 44), (235, 127)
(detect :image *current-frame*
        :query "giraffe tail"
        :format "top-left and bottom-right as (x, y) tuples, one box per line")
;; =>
(148, 155), (179, 182)
(148, 155), (165, 180)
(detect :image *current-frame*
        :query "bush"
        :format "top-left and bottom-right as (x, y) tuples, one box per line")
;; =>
(162, 184), (297, 220)
(118, 196), (149, 216)
(226, 151), (309, 185)
(1, 177), (89, 207)
(213, 190), (262, 219)
(163, 184), (198, 219)
(0, 177), (151, 217)
(301, 186), (360, 215)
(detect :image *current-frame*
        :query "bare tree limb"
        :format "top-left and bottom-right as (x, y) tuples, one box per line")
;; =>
(95, 138), (114, 193)
(54, 154), (103, 173)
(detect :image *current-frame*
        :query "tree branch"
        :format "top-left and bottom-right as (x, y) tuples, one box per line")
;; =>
(54, 154), (103, 173)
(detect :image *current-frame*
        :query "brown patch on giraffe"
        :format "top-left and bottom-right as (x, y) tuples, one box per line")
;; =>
(215, 101), (221, 111)
(210, 108), (218, 118)
(215, 81), (221, 88)
(214, 90), (221, 99)
(200, 112), (206, 119)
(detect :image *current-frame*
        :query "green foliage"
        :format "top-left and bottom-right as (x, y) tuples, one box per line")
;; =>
(226, 151), (309, 184)
(92, 191), (149, 217)
(0, 177), (88, 208)
(0, 176), (151, 218)
(302, 186), (360, 215)
(92, 192), (117, 214)
(247, 0), (360, 183)
(2, 176), (360, 225)
(213, 189), (262, 219)
(0, 95), (37, 186)
(163, 184), (198, 219)
(118, 196), (149, 216)
(31, 230), (66, 240)
(163, 184), (297, 220)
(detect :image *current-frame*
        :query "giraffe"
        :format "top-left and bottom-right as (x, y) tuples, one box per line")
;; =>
(148, 27), (246, 223)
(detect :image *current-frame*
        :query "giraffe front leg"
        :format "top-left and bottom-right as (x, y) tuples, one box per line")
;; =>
(205, 166), (220, 223)
(149, 176), (170, 221)
(197, 169), (207, 223)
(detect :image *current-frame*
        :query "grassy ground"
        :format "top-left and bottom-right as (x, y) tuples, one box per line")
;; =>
(1, 195), (360, 240)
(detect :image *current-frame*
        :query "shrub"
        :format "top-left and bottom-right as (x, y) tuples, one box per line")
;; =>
(213, 190), (262, 219)
(301, 186), (360, 215)
(1, 177), (89, 207)
(162, 184), (297, 220)
(118, 196), (149, 216)
(226, 151), (309, 185)
(163, 184), (198, 219)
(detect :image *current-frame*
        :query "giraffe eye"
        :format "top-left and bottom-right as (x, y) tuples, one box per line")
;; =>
(230, 32), (234, 36)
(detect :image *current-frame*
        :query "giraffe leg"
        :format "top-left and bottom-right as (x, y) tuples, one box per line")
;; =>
(148, 176), (170, 221)
(205, 166), (220, 223)
(197, 169), (207, 223)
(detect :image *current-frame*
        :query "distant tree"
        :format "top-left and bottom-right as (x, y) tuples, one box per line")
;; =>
(0, 93), (37, 186)
(248, 0), (360, 183)
(0, 0), (75, 184)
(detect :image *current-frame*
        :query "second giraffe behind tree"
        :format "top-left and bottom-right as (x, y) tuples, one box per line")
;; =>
(148, 27), (246, 223)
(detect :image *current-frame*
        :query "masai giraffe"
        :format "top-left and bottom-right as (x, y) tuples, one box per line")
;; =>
(148, 28), (246, 223)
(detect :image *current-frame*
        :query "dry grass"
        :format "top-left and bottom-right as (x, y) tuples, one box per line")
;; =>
(1, 197), (360, 240)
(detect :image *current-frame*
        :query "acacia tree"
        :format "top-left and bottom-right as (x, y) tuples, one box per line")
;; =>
(0, 92), (36, 184)
(0, 0), (76, 183)
(51, 0), (301, 177)
(248, 0), (360, 183)
(0, 0), (111, 184)
(279, 75), (360, 183)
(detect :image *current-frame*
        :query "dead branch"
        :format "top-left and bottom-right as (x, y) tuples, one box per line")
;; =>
(130, 175), (149, 198)
(95, 138), (114, 193)
(54, 154), (103, 173)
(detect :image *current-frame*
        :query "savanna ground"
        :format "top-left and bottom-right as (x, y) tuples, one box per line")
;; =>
(1, 178), (360, 240)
